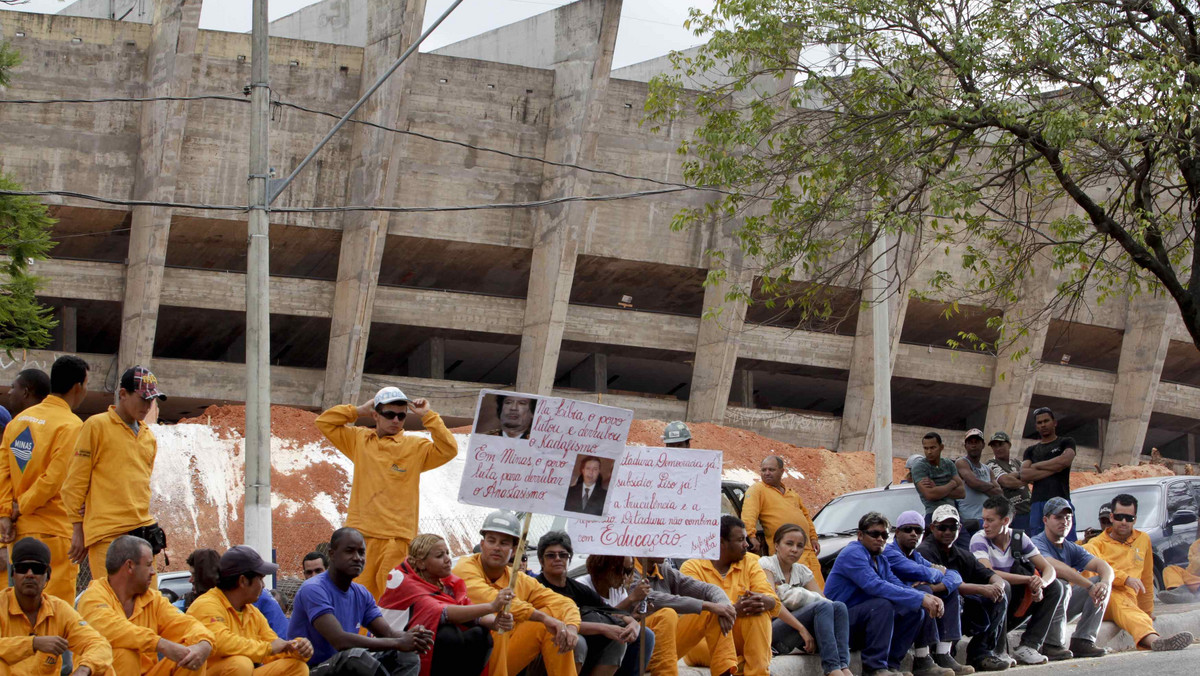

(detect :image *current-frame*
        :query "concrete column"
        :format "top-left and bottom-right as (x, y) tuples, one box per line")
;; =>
(733, 369), (754, 407)
(117, 0), (201, 370)
(1104, 297), (1172, 466)
(687, 233), (752, 423)
(567, 353), (607, 392)
(407, 337), (445, 379)
(322, 0), (426, 407)
(514, 0), (622, 394)
(982, 271), (1057, 443)
(61, 306), (78, 352)
(838, 233), (914, 452)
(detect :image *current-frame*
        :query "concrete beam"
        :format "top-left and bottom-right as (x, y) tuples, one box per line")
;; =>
(322, 0), (427, 408)
(1104, 298), (1172, 465)
(1030, 364), (1117, 404)
(118, 0), (202, 370)
(516, 0), (622, 394)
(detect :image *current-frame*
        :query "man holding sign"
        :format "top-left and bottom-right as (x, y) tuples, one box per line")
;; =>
(453, 511), (582, 676)
(316, 387), (457, 599)
(680, 516), (777, 676)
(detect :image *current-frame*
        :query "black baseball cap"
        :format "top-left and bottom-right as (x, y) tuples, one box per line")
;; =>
(219, 545), (279, 578)
(12, 538), (50, 567)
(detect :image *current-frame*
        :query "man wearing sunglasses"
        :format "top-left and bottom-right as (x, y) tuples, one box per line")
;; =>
(825, 512), (943, 676)
(916, 505), (1010, 673)
(316, 387), (457, 600)
(0, 537), (112, 676)
(882, 511), (969, 676)
(1083, 493), (1194, 651)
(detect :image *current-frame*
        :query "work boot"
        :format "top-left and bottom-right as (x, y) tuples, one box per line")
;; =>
(1041, 644), (1073, 661)
(1150, 631), (1194, 651)
(968, 655), (1008, 672)
(933, 652), (974, 675)
(1157, 586), (1200, 604)
(912, 655), (954, 676)
(1068, 638), (1108, 658)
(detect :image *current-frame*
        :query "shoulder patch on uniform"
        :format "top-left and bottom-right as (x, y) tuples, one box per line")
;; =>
(76, 449), (92, 458)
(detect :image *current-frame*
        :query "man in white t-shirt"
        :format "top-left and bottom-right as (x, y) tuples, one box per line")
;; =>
(970, 495), (1065, 666)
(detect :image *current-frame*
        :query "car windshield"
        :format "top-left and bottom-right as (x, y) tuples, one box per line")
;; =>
(1072, 485), (1162, 531)
(813, 486), (924, 535)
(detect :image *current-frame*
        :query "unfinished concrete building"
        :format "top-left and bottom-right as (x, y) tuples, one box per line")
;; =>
(3, 0), (1200, 469)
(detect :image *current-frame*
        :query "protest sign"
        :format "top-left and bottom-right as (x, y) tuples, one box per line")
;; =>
(569, 445), (723, 559)
(458, 390), (633, 520)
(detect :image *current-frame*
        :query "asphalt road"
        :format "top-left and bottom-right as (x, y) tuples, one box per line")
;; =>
(1007, 645), (1199, 676)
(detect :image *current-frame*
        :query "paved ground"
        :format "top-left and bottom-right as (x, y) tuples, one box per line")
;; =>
(1005, 643), (1200, 676)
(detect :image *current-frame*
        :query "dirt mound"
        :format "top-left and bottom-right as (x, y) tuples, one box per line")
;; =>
(1071, 463), (1175, 488)
(179, 405), (325, 447)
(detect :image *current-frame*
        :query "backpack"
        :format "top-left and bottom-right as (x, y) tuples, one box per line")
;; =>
(1008, 530), (1036, 577)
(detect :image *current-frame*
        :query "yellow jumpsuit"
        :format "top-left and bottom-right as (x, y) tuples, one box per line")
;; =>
(634, 560), (737, 676)
(740, 482), (825, 588)
(0, 396), (83, 601)
(452, 553), (580, 676)
(680, 553), (778, 676)
(77, 578), (215, 676)
(62, 407), (159, 582)
(1162, 540), (1200, 591)
(1084, 529), (1157, 646)
(315, 405), (457, 599)
(0, 587), (112, 676)
(186, 588), (308, 676)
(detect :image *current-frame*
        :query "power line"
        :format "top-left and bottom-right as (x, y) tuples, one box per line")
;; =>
(0, 185), (688, 215)
(0, 94), (247, 105)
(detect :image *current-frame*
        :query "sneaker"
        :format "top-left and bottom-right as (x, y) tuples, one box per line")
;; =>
(865, 670), (903, 676)
(1011, 644), (1047, 665)
(1158, 587), (1200, 604)
(968, 656), (1009, 672)
(1068, 638), (1108, 658)
(1151, 631), (1194, 651)
(933, 653), (974, 675)
(1001, 653), (1017, 668)
(912, 655), (955, 676)
(1041, 644), (1073, 661)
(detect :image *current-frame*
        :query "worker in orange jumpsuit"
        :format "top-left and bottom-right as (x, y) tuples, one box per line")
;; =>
(1083, 493), (1193, 651)
(78, 535), (216, 675)
(0, 356), (91, 601)
(1160, 536), (1200, 602)
(452, 511), (580, 676)
(681, 515), (778, 676)
(315, 387), (457, 600)
(0, 537), (112, 676)
(63, 366), (167, 582)
(633, 556), (738, 676)
(185, 546), (312, 676)
(741, 455), (824, 588)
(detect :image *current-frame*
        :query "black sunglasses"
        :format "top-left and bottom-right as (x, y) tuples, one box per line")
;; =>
(543, 551), (571, 560)
(13, 561), (47, 576)
(1112, 513), (1136, 522)
(934, 522), (959, 532)
(376, 410), (406, 420)
(898, 526), (924, 535)
(863, 529), (889, 540)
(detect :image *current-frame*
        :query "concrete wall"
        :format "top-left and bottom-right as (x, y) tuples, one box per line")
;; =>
(3, 3), (1199, 468)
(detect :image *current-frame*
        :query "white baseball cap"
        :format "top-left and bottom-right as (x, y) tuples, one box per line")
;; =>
(932, 504), (960, 524)
(374, 387), (409, 407)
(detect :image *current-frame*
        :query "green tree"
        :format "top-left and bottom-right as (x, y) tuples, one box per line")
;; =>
(1, 39), (57, 352)
(647, 0), (1200, 354)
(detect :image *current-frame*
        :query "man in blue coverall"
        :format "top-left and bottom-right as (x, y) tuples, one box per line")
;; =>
(825, 512), (944, 676)
(884, 511), (972, 676)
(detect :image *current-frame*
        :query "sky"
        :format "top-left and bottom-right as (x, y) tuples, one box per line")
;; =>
(2, 0), (718, 69)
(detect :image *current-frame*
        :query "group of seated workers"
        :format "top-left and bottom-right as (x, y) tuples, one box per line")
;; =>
(7, 488), (1197, 676)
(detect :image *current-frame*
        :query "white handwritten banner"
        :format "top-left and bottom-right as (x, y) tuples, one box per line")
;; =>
(569, 446), (723, 559)
(457, 390), (633, 520)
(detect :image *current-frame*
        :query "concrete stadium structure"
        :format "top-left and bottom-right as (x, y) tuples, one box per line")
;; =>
(4, 0), (1200, 469)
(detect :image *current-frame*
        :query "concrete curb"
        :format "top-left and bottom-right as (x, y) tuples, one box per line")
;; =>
(676, 607), (1200, 675)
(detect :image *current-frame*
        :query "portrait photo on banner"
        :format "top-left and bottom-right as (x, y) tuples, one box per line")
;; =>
(458, 389), (633, 521)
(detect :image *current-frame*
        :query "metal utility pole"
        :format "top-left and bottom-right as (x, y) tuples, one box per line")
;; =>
(245, 0), (272, 561)
(871, 229), (893, 487)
